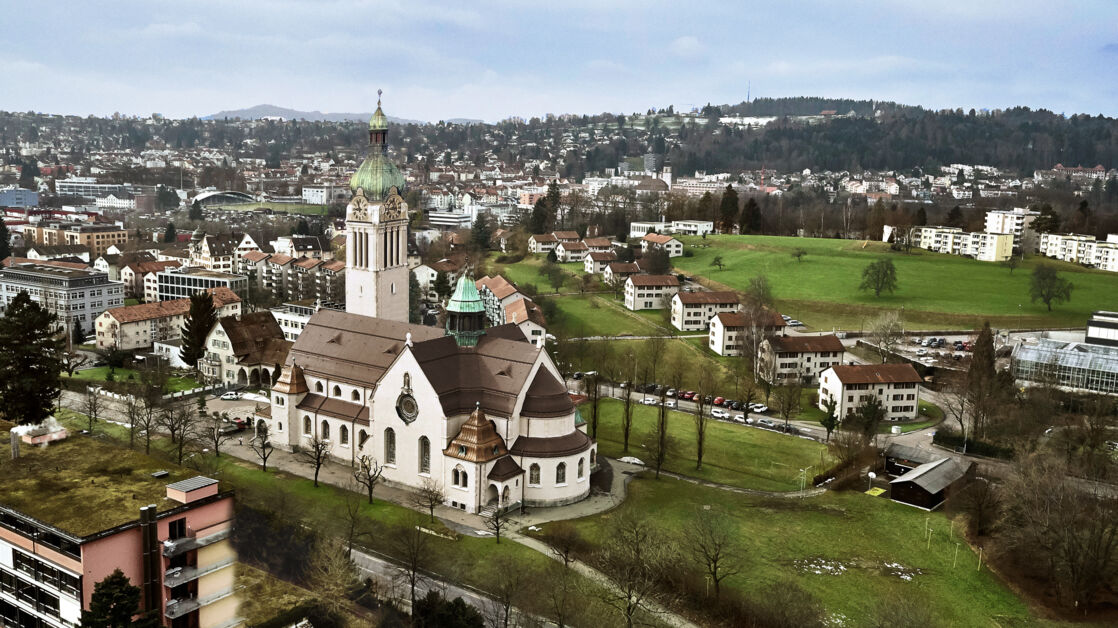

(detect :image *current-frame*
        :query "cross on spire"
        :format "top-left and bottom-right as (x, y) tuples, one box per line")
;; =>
(377, 89), (382, 107)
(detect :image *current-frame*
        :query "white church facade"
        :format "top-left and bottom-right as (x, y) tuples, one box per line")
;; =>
(258, 99), (596, 513)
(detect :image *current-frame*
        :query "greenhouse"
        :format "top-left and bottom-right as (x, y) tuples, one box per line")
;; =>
(1012, 339), (1118, 395)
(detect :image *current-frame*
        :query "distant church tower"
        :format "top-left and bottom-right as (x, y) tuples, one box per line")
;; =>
(345, 92), (409, 322)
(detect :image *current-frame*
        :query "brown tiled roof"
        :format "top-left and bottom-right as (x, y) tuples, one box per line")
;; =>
(2, 257), (89, 270)
(321, 260), (345, 272)
(505, 298), (546, 327)
(675, 291), (738, 305)
(272, 362), (309, 395)
(289, 309), (443, 386)
(126, 260), (180, 275)
(530, 233), (557, 243)
(509, 430), (593, 458)
(829, 363), (922, 385)
(444, 404), (507, 463)
(242, 251), (270, 263)
(430, 259), (460, 273)
(587, 251), (617, 262)
(770, 335), (844, 354)
(714, 310), (786, 328)
(606, 262), (640, 274)
(582, 237), (612, 248)
(219, 312), (292, 366)
(519, 368), (573, 418)
(628, 274), (679, 287)
(267, 254), (294, 266)
(293, 257), (322, 270)
(476, 275), (518, 300)
(641, 233), (677, 245)
(559, 241), (588, 251)
(102, 287), (240, 324)
(552, 231), (580, 241)
(487, 456), (524, 481)
(296, 393), (370, 425)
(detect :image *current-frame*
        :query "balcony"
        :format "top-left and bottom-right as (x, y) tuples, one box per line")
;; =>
(162, 526), (231, 557)
(165, 585), (235, 619)
(164, 556), (234, 588)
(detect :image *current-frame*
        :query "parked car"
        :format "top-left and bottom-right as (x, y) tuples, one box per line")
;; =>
(733, 413), (746, 422)
(713, 396), (725, 406)
(703, 395), (714, 404)
(572, 372), (584, 380)
(788, 320), (804, 327)
(711, 408), (731, 419)
(619, 381), (630, 389)
(916, 349), (928, 356)
(778, 424), (802, 435)
(641, 397), (658, 405)
(683, 391), (697, 400)
(781, 314), (792, 321)
(220, 391), (242, 401)
(757, 418), (777, 428)
(730, 401), (743, 411)
(665, 389), (676, 398)
(664, 399), (677, 408)
(911, 337), (923, 345)
(752, 404), (769, 413)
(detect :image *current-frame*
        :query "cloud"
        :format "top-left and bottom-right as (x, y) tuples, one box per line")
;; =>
(668, 36), (705, 58)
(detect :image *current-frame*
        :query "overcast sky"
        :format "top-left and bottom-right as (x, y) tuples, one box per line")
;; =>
(3, 0), (1117, 122)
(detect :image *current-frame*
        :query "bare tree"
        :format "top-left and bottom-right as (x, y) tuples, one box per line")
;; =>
(941, 373), (971, 450)
(307, 539), (360, 618)
(583, 371), (602, 439)
(411, 477), (446, 523)
(352, 454), (384, 504)
(867, 310), (904, 363)
(159, 400), (201, 464)
(596, 514), (678, 628)
(298, 435), (332, 488)
(484, 503), (516, 545)
(740, 300), (777, 378)
(486, 554), (528, 628)
(774, 380), (803, 428)
(249, 423), (275, 471)
(643, 427), (675, 480)
(540, 521), (588, 568)
(391, 514), (431, 611)
(335, 487), (372, 553)
(81, 386), (103, 433)
(539, 559), (582, 628)
(202, 411), (233, 457)
(828, 427), (872, 468)
(60, 349), (90, 377)
(693, 365), (714, 470)
(122, 389), (144, 449)
(135, 392), (160, 455)
(685, 508), (742, 600)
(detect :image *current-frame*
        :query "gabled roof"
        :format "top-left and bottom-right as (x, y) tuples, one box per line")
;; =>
(552, 230), (580, 240)
(885, 443), (939, 466)
(627, 274), (679, 287)
(297, 393), (370, 425)
(242, 251), (271, 263)
(487, 456), (524, 481)
(2, 256), (89, 270)
(102, 287), (240, 324)
(714, 310), (786, 329)
(606, 262), (640, 274)
(675, 291), (738, 305)
(587, 251), (617, 262)
(505, 298), (546, 327)
(769, 334), (844, 354)
(582, 237), (612, 248)
(828, 364), (922, 385)
(558, 241), (588, 251)
(476, 274), (519, 300)
(641, 233), (678, 245)
(890, 457), (972, 494)
(217, 312), (291, 366)
(126, 260), (181, 275)
(529, 233), (557, 243)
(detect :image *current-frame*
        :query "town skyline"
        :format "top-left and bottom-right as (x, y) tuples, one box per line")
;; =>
(3, 0), (1118, 121)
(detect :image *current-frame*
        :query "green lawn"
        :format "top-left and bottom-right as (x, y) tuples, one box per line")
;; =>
(124, 298), (140, 306)
(66, 367), (201, 392)
(488, 254), (591, 293)
(552, 477), (1036, 627)
(551, 295), (667, 338)
(593, 398), (830, 492)
(674, 234), (1118, 330)
(214, 201), (328, 216)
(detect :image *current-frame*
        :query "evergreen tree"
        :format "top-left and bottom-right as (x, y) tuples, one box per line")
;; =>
(968, 322), (996, 398)
(155, 185), (179, 211)
(545, 180), (562, 223)
(696, 191), (714, 223)
(718, 185), (739, 233)
(72, 318), (85, 345)
(645, 248), (671, 275)
(0, 292), (63, 425)
(739, 197), (762, 234)
(80, 569), (160, 628)
(409, 272), (422, 324)
(1032, 203), (1061, 234)
(163, 222), (177, 243)
(433, 272), (452, 300)
(293, 219), (311, 236)
(471, 215), (492, 250)
(179, 291), (217, 369)
(0, 221), (10, 262)
(914, 207), (927, 226)
(527, 198), (549, 234)
(18, 159), (39, 189)
(188, 199), (203, 221)
(945, 206), (964, 228)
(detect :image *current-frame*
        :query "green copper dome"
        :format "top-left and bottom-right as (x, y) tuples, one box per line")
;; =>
(447, 275), (485, 314)
(445, 274), (486, 347)
(369, 105), (388, 130)
(349, 152), (406, 199)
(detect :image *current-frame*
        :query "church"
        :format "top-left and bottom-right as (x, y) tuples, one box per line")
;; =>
(262, 99), (596, 513)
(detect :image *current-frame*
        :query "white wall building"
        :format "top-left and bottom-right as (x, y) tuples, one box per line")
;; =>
(669, 291), (739, 331)
(623, 275), (680, 311)
(985, 207), (1038, 251)
(817, 364), (922, 422)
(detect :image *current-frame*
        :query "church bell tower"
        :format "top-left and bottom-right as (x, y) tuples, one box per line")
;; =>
(345, 92), (409, 322)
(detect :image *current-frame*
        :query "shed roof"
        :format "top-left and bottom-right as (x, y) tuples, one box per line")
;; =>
(890, 458), (972, 494)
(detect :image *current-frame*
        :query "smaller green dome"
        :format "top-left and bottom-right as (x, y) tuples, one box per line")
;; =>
(447, 275), (485, 314)
(369, 106), (388, 130)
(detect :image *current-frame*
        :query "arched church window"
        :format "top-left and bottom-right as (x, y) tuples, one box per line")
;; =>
(359, 430), (369, 448)
(452, 468), (460, 486)
(314, 381), (323, 393)
(385, 428), (396, 464)
(352, 390), (361, 402)
(303, 416), (311, 435)
(340, 425), (349, 445)
(460, 470), (468, 487)
(556, 462), (567, 485)
(419, 437), (431, 474)
(578, 458), (585, 479)
(332, 385), (341, 397)
(529, 464), (540, 486)
(321, 421), (330, 441)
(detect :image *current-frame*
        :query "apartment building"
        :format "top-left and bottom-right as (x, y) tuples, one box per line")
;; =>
(270, 300), (345, 342)
(603, 262), (640, 285)
(818, 364), (923, 421)
(198, 312), (291, 387)
(628, 220), (714, 238)
(623, 275), (680, 310)
(475, 275), (523, 327)
(910, 226), (1013, 262)
(758, 334), (845, 385)
(94, 287), (241, 351)
(639, 233), (684, 258)
(555, 240), (588, 262)
(121, 261), (182, 299)
(707, 310), (787, 357)
(504, 297), (548, 347)
(1037, 233), (1118, 271)
(0, 261), (124, 334)
(669, 291), (739, 331)
(527, 233), (558, 254)
(0, 426), (238, 628)
(583, 251), (617, 274)
(27, 222), (130, 257)
(156, 267), (248, 302)
(984, 207), (1038, 251)
(238, 253), (345, 304)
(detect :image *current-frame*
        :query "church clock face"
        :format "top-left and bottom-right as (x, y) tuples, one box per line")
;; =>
(396, 393), (418, 424)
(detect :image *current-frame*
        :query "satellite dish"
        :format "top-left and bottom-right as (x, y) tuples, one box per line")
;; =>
(868, 472), (877, 479)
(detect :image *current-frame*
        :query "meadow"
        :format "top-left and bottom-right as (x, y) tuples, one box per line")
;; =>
(672, 234), (1118, 330)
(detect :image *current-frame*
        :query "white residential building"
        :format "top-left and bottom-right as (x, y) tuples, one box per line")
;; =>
(985, 207), (1038, 251)
(640, 233), (684, 258)
(555, 240), (589, 262)
(758, 335), (845, 386)
(909, 226), (1013, 262)
(95, 287), (242, 351)
(583, 251), (617, 274)
(623, 275), (680, 311)
(707, 310), (787, 357)
(817, 364), (922, 422)
(0, 261), (124, 334)
(528, 233), (558, 254)
(669, 291), (739, 331)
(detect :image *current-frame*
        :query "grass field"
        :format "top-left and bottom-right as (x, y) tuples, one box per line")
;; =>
(593, 398), (830, 491)
(551, 295), (668, 338)
(552, 477), (1036, 627)
(214, 201), (328, 216)
(487, 254), (588, 293)
(673, 234), (1118, 331)
(66, 366), (200, 392)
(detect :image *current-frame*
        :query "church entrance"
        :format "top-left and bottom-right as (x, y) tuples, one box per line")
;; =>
(249, 369), (261, 388)
(486, 484), (500, 505)
(501, 486), (510, 505)
(237, 368), (248, 386)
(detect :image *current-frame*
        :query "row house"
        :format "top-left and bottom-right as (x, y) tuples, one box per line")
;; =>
(640, 233), (684, 258)
(817, 364), (923, 422)
(603, 261), (640, 285)
(555, 240), (588, 262)
(758, 334), (845, 386)
(623, 275), (679, 311)
(1037, 233), (1118, 270)
(707, 310), (787, 357)
(669, 291), (739, 331)
(94, 287), (241, 351)
(583, 251), (617, 274)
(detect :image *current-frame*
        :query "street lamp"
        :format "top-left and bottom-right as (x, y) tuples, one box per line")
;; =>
(867, 471), (877, 491)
